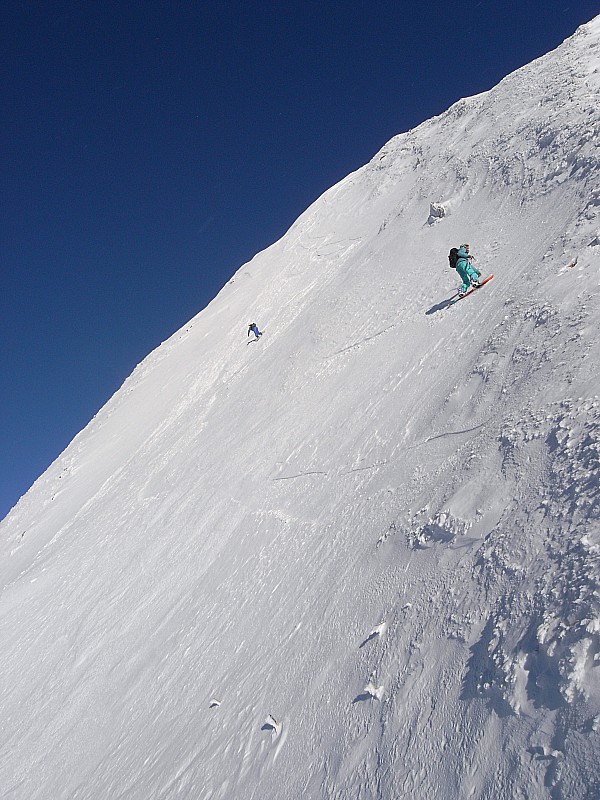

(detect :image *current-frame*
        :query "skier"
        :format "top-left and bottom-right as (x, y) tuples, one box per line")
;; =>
(454, 244), (481, 297)
(247, 322), (262, 340)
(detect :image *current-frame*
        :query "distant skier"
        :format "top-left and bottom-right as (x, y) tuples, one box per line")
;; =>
(452, 243), (481, 297)
(248, 322), (262, 340)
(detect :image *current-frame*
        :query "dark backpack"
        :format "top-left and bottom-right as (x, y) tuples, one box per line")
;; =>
(448, 247), (459, 269)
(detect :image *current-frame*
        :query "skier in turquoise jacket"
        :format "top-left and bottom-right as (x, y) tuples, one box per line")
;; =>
(455, 244), (481, 296)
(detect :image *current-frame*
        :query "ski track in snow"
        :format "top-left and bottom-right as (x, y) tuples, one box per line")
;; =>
(1, 15), (600, 800)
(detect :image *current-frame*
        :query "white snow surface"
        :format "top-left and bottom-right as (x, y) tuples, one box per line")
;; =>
(2, 17), (600, 800)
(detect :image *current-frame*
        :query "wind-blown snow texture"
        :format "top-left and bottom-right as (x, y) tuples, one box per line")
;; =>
(2, 17), (600, 800)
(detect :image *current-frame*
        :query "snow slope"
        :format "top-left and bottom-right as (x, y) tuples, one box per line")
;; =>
(1, 16), (599, 800)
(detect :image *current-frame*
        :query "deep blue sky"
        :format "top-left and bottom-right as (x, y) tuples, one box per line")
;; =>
(2, 1), (598, 520)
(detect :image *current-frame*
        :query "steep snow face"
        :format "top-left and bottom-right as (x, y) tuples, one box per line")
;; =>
(1, 16), (599, 800)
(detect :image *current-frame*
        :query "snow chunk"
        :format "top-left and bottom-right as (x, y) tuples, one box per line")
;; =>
(427, 201), (448, 224)
(363, 681), (385, 701)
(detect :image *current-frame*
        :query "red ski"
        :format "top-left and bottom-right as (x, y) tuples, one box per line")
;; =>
(451, 274), (494, 303)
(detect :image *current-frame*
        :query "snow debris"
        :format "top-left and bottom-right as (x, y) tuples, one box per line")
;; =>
(427, 201), (448, 224)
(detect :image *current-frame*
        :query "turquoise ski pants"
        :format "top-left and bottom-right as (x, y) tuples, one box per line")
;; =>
(456, 262), (479, 293)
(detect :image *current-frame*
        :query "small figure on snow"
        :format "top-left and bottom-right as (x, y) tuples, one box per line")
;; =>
(451, 243), (481, 297)
(248, 322), (262, 340)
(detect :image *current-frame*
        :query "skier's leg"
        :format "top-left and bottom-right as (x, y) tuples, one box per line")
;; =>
(466, 264), (480, 283)
(455, 265), (470, 294)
